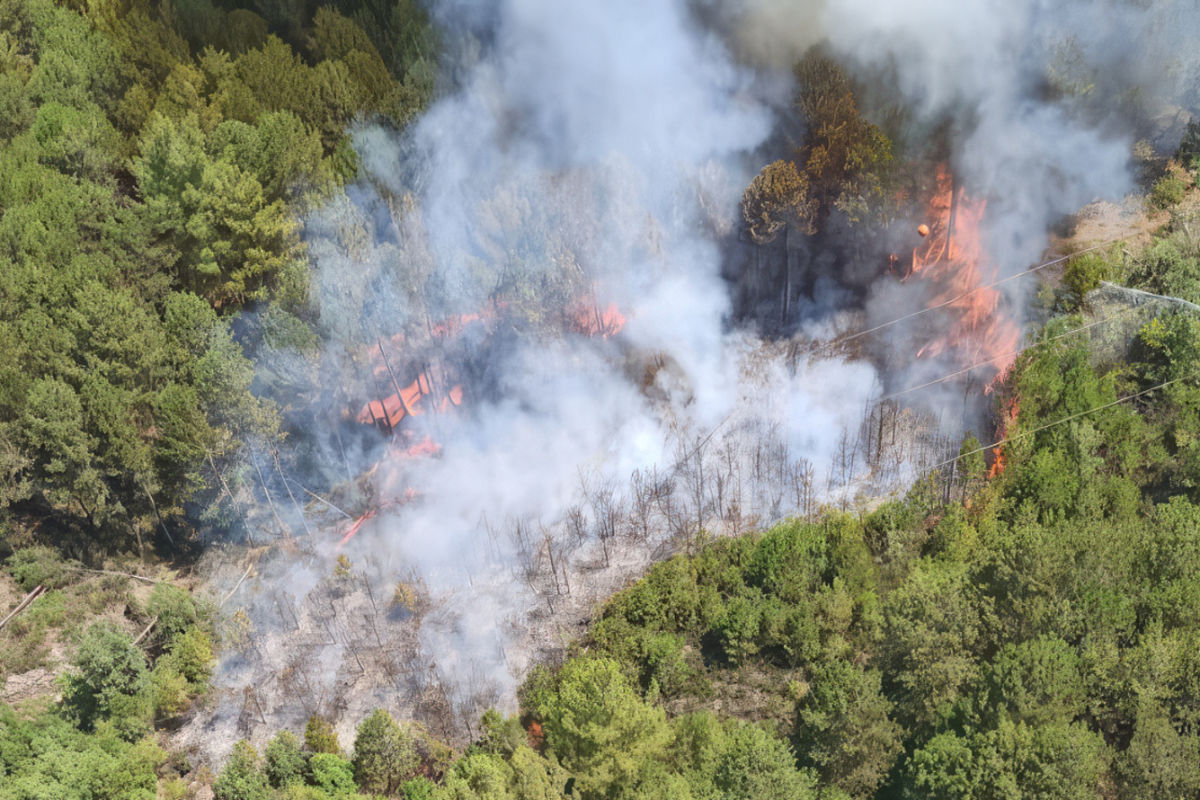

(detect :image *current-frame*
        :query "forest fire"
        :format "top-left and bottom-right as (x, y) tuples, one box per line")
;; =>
(568, 301), (626, 338)
(357, 371), (465, 431)
(988, 397), (1020, 478)
(908, 165), (1021, 379)
(340, 298), (627, 547)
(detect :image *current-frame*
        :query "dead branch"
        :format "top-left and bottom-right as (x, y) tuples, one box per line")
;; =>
(133, 615), (159, 646)
(71, 568), (164, 584)
(0, 585), (45, 630)
(222, 559), (257, 606)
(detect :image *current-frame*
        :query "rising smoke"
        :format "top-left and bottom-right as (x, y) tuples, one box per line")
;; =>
(192, 0), (1198, 756)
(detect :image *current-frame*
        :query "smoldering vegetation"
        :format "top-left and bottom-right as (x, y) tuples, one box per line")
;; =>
(177, 0), (1200, 764)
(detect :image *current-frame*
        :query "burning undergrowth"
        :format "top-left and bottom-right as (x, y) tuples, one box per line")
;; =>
(176, 0), (1200, 764)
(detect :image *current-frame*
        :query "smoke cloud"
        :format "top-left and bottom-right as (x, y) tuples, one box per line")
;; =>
(313, 0), (880, 714)
(185, 0), (1200, 758)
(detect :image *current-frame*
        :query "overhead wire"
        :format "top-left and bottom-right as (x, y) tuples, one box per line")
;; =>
(926, 370), (1199, 474)
(826, 236), (1130, 348)
(809, 229), (1192, 476)
(877, 303), (1144, 403)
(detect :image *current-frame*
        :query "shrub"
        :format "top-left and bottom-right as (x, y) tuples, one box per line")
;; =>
(265, 730), (306, 788)
(1151, 164), (1189, 209)
(304, 714), (341, 755)
(5, 546), (72, 591)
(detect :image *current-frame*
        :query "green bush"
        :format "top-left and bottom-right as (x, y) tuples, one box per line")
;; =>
(24, 589), (66, 628)
(1151, 167), (1188, 209)
(1061, 252), (1110, 310)
(351, 709), (420, 795)
(214, 740), (270, 800)
(400, 775), (436, 800)
(60, 621), (151, 734)
(150, 664), (191, 717)
(265, 730), (307, 788)
(146, 583), (213, 647)
(309, 752), (357, 795)
(1178, 121), (1200, 170)
(305, 714), (342, 755)
(5, 546), (73, 591)
(158, 626), (215, 686)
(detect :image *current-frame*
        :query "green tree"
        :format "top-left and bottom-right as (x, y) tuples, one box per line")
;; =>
(881, 560), (983, 731)
(264, 730), (306, 788)
(351, 708), (420, 795)
(975, 636), (1085, 728)
(310, 752), (357, 796)
(305, 714), (341, 755)
(740, 160), (817, 245)
(60, 621), (150, 734)
(1116, 701), (1200, 799)
(794, 661), (901, 798)
(712, 722), (817, 800)
(536, 657), (672, 799)
(791, 50), (893, 225)
(214, 740), (270, 800)
(905, 719), (1107, 800)
(145, 583), (208, 646)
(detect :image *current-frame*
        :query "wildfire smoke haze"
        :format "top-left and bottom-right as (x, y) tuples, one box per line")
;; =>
(181, 0), (1200, 760)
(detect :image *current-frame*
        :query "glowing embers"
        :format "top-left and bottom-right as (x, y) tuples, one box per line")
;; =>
(908, 165), (1021, 376)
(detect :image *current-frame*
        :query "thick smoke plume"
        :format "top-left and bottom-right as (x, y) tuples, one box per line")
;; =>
(184, 0), (1199, 758)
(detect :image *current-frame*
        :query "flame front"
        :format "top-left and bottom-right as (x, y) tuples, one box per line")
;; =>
(909, 165), (1020, 375)
(338, 296), (626, 547)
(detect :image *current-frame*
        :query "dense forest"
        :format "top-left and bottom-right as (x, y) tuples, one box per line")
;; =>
(0, 0), (434, 555)
(4, 0), (1200, 798)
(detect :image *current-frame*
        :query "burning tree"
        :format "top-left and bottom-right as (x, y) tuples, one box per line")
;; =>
(907, 165), (1021, 377)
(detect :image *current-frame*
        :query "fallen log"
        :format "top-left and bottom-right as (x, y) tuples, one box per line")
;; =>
(0, 585), (46, 631)
(133, 615), (159, 646)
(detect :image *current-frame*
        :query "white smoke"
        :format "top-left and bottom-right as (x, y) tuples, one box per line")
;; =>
(297, 0), (884, 719)
(193, 0), (1200, 754)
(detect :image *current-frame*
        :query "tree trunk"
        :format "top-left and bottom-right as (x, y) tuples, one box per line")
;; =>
(781, 226), (792, 327)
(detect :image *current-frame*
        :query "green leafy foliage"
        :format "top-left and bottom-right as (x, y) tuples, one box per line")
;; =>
(60, 621), (151, 735)
(214, 740), (271, 800)
(305, 714), (342, 755)
(0, 0), (433, 552)
(0, 703), (164, 800)
(265, 730), (307, 788)
(1151, 162), (1190, 209)
(351, 708), (420, 795)
(4, 544), (72, 589)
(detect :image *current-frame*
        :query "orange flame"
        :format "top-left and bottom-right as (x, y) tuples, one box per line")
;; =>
(568, 301), (626, 338)
(987, 397), (1019, 478)
(343, 295), (624, 545)
(357, 374), (465, 429)
(909, 165), (1020, 376)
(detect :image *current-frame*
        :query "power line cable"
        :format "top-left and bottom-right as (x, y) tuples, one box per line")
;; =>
(878, 303), (1144, 402)
(926, 371), (1198, 473)
(828, 237), (1129, 348)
